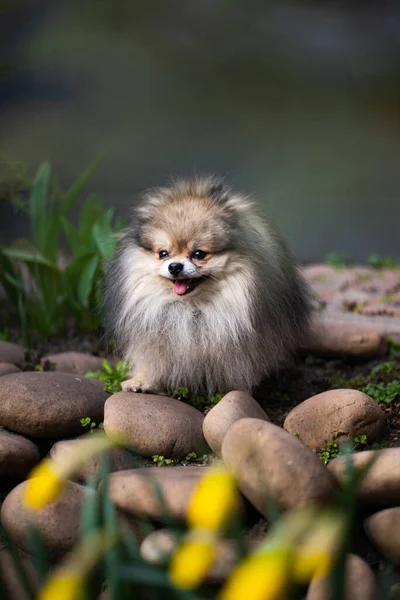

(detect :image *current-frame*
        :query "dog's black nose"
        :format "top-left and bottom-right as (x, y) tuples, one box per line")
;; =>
(168, 262), (184, 276)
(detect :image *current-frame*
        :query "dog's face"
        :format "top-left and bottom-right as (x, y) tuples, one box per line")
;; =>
(132, 181), (240, 297)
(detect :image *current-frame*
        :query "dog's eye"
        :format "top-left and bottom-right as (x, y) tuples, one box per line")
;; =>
(191, 250), (207, 260)
(158, 250), (169, 259)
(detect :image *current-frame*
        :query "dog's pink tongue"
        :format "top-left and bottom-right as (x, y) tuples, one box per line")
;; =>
(173, 279), (190, 295)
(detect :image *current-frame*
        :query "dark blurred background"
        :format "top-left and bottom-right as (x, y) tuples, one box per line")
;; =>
(1, 0), (400, 261)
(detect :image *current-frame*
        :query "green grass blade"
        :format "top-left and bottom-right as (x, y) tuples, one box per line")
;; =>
(61, 217), (84, 256)
(29, 161), (51, 253)
(77, 255), (100, 305)
(26, 525), (50, 586)
(80, 194), (104, 238)
(100, 452), (121, 600)
(81, 476), (100, 536)
(60, 156), (104, 217)
(1, 248), (56, 268)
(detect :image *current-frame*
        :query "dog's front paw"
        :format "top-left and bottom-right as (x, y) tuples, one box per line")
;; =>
(121, 377), (168, 395)
(121, 377), (154, 393)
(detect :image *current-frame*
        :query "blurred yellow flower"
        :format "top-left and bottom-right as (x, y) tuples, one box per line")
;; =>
(23, 432), (120, 510)
(39, 530), (113, 600)
(292, 510), (345, 583)
(23, 459), (64, 510)
(187, 466), (238, 531)
(169, 531), (216, 589)
(39, 572), (83, 600)
(219, 548), (291, 600)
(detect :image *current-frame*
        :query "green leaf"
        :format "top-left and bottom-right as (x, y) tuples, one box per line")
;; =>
(77, 254), (100, 305)
(80, 194), (104, 238)
(1, 248), (56, 268)
(60, 156), (104, 217)
(61, 217), (83, 256)
(92, 212), (117, 259)
(29, 161), (51, 253)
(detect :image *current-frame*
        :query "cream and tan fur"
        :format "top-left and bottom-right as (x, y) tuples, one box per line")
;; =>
(103, 177), (311, 396)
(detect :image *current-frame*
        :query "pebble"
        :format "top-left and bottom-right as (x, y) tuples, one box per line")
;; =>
(50, 437), (146, 482)
(203, 391), (270, 457)
(306, 554), (376, 600)
(365, 507), (400, 564)
(284, 389), (386, 451)
(305, 320), (387, 357)
(0, 341), (25, 365)
(221, 418), (337, 514)
(0, 362), (21, 376)
(0, 430), (40, 479)
(40, 351), (106, 375)
(328, 448), (400, 508)
(108, 466), (209, 522)
(104, 392), (207, 459)
(0, 372), (109, 438)
(1, 481), (90, 560)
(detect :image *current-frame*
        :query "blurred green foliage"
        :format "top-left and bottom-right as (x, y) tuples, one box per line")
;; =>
(0, 159), (124, 345)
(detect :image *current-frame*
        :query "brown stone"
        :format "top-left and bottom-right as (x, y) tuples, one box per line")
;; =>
(50, 437), (145, 482)
(221, 419), (337, 514)
(329, 449), (400, 509)
(284, 389), (386, 451)
(41, 352), (106, 375)
(0, 362), (20, 376)
(104, 392), (207, 459)
(0, 372), (109, 438)
(0, 430), (40, 479)
(305, 319), (387, 357)
(108, 466), (209, 521)
(0, 341), (25, 365)
(365, 507), (400, 564)
(306, 554), (376, 600)
(203, 391), (270, 457)
(1, 481), (90, 560)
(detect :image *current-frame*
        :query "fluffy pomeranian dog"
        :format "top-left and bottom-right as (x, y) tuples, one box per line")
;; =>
(103, 177), (311, 396)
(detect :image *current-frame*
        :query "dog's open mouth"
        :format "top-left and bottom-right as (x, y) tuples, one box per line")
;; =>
(173, 277), (206, 296)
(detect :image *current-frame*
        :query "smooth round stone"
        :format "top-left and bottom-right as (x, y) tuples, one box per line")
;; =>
(0, 548), (38, 600)
(108, 466), (209, 522)
(221, 418), (337, 514)
(329, 449), (400, 509)
(203, 391), (270, 457)
(0, 430), (40, 478)
(306, 554), (376, 600)
(0, 372), (109, 438)
(365, 507), (400, 563)
(0, 362), (21, 376)
(284, 389), (386, 451)
(306, 320), (387, 357)
(50, 437), (145, 482)
(0, 341), (25, 365)
(1, 481), (90, 560)
(41, 352), (106, 375)
(104, 392), (207, 459)
(140, 529), (240, 582)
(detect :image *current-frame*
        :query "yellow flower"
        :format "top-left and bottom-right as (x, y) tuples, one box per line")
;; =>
(39, 572), (83, 600)
(39, 530), (114, 600)
(187, 467), (238, 531)
(23, 432), (122, 510)
(169, 531), (216, 589)
(23, 459), (65, 510)
(292, 510), (345, 583)
(219, 548), (291, 600)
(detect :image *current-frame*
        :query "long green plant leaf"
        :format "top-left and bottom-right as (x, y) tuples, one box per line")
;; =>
(29, 161), (51, 255)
